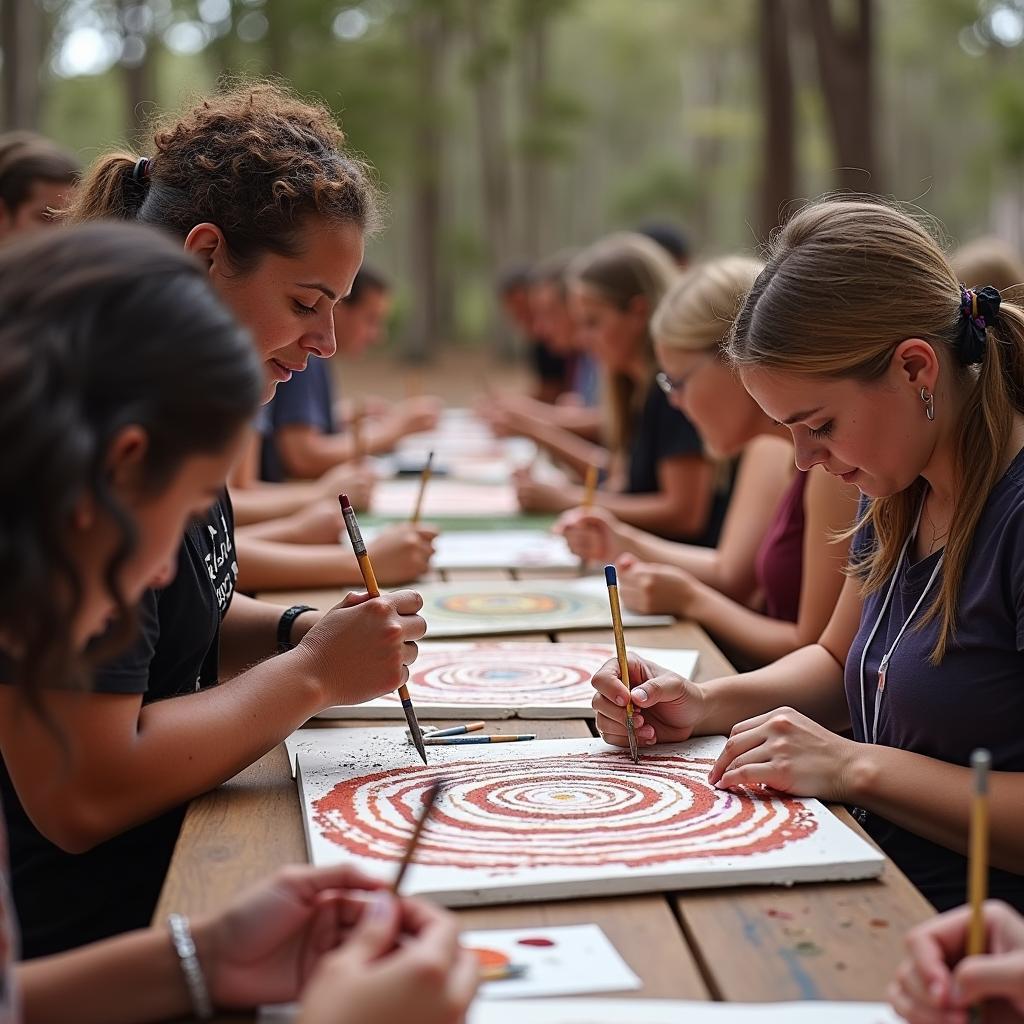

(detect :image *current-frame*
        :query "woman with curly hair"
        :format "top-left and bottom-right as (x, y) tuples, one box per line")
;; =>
(0, 84), (429, 958)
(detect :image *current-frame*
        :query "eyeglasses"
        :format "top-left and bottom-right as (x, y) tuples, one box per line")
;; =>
(656, 354), (714, 396)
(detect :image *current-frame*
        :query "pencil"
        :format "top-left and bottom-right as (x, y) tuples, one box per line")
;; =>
(338, 493), (428, 765)
(604, 564), (639, 764)
(411, 450), (434, 525)
(392, 780), (441, 893)
(423, 734), (536, 746)
(582, 463), (599, 509)
(966, 748), (991, 1024)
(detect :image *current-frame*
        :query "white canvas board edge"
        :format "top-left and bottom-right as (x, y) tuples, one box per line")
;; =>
(293, 734), (886, 904)
(262, 998), (900, 1023)
(313, 644), (699, 720)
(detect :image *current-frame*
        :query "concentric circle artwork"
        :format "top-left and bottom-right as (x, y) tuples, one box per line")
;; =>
(408, 642), (610, 706)
(312, 752), (817, 870)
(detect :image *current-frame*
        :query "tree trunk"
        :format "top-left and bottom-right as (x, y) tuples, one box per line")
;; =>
(517, 8), (549, 260)
(406, 4), (448, 363)
(467, 0), (514, 355)
(2, 0), (42, 130)
(759, 0), (796, 238)
(805, 0), (879, 194)
(265, 0), (289, 78)
(117, 0), (156, 142)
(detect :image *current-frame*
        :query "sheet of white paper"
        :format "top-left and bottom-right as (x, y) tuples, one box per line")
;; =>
(414, 576), (674, 638)
(261, 998), (901, 1023)
(294, 733), (885, 906)
(464, 923), (640, 999)
(311, 642), (698, 720)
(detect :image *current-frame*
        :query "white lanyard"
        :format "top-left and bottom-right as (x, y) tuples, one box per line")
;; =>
(857, 501), (944, 746)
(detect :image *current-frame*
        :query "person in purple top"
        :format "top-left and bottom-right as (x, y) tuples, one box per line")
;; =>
(590, 197), (1024, 915)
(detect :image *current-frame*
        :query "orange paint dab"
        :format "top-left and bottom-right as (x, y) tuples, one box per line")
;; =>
(469, 947), (511, 970)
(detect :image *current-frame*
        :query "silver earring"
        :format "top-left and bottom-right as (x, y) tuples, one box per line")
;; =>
(920, 386), (935, 421)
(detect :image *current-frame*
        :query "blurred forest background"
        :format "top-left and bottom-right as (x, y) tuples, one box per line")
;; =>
(2, 0), (1024, 359)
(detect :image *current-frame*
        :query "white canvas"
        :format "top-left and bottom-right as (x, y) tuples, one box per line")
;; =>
(415, 576), (674, 638)
(262, 999), (900, 1023)
(294, 732), (885, 906)
(371, 478), (520, 518)
(466, 1001), (901, 1024)
(313, 641), (698, 720)
(432, 530), (580, 570)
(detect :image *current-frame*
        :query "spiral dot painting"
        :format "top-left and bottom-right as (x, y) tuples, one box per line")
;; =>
(295, 733), (884, 905)
(314, 641), (698, 720)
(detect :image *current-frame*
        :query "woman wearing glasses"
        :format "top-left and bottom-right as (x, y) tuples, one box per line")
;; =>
(556, 257), (858, 667)
(512, 232), (728, 544)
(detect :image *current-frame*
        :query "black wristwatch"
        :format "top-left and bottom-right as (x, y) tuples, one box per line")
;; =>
(277, 604), (316, 653)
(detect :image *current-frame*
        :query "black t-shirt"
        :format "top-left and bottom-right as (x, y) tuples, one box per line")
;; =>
(625, 379), (730, 546)
(2, 495), (237, 958)
(530, 338), (570, 389)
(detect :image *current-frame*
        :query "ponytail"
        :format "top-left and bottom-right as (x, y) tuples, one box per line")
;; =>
(64, 152), (148, 223)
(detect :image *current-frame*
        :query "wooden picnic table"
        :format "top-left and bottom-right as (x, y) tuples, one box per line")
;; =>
(154, 564), (933, 1021)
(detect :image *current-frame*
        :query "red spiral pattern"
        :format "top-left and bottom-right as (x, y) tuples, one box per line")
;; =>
(312, 752), (817, 869)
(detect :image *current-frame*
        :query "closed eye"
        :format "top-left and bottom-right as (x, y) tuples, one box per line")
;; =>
(808, 421), (834, 440)
(293, 299), (318, 316)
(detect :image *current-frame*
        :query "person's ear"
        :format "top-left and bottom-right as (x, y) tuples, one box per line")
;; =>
(104, 424), (150, 495)
(183, 223), (230, 278)
(627, 294), (651, 321)
(892, 338), (940, 394)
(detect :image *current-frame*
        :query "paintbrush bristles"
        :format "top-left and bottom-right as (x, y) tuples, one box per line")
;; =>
(392, 780), (441, 893)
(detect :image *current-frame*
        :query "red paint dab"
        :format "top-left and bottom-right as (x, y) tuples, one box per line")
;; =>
(517, 937), (556, 948)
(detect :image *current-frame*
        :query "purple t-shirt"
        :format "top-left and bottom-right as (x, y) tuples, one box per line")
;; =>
(845, 448), (1024, 911)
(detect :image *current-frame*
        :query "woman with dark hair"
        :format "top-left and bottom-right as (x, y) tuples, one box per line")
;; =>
(0, 223), (475, 1024)
(0, 83), (427, 958)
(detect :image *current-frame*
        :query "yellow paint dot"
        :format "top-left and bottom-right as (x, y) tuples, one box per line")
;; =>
(553, 793), (576, 801)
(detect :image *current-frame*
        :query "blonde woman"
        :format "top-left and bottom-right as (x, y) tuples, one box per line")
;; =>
(556, 257), (857, 666)
(592, 199), (1024, 915)
(513, 233), (723, 543)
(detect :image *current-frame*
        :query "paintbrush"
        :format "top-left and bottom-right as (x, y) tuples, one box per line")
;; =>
(582, 463), (599, 509)
(423, 733), (536, 746)
(966, 747), (991, 1024)
(392, 780), (441, 893)
(411, 450), (434, 525)
(604, 564), (639, 764)
(338, 493), (428, 765)
(423, 721), (487, 739)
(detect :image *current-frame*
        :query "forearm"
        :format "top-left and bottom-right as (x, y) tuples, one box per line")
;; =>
(51, 648), (324, 847)
(235, 536), (360, 592)
(519, 417), (610, 477)
(617, 524), (725, 589)
(595, 489), (707, 538)
(850, 747), (1024, 873)
(699, 644), (850, 735)
(229, 483), (321, 526)
(219, 592), (294, 676)
(683, 581), (804, 666)
(20, 927), (189, 1024)
(504, 394), (602, 438)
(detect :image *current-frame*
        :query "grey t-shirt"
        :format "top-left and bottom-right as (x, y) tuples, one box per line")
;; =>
(845, 449), (1024, 911)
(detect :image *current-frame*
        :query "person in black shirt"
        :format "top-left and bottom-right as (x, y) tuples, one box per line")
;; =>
(513, 232), (720, 543)
(1, 84), (427, 958)
(0, 223), (475, 1024)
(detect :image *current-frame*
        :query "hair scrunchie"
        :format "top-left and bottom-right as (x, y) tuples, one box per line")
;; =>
(131, 156), (151, 186)
(957, 284), (1001, 365)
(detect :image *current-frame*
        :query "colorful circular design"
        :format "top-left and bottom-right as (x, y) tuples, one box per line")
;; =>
(398, 642), (611, 706)
(312, 753), (817, 870)
(436, 592), (592, 617)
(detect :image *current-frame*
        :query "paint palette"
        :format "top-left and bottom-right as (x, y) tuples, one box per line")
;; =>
(294, 731), (885, 906)
(312, 641), (699, 720)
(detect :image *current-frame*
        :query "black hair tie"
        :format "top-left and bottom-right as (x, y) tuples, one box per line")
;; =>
(131, 156), (151, 186)
(957, 284), (1001, 365)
